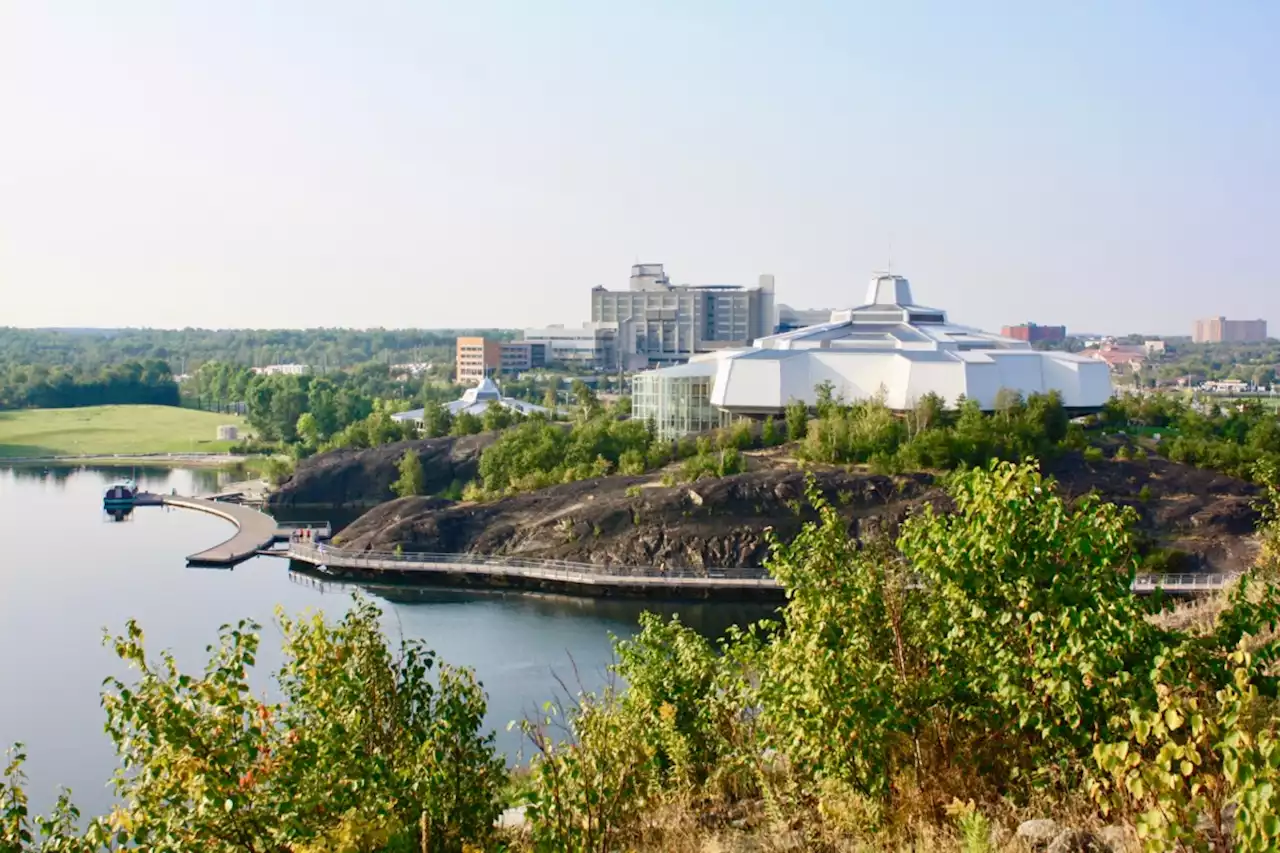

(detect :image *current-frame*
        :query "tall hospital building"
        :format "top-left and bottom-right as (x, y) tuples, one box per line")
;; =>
(590, 264), (777, 366)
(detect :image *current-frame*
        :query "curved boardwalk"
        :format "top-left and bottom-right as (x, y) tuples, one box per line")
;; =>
(285, 542), (1244, 601)
(286, 543), (781, 601)
(136, 492), (286, 566)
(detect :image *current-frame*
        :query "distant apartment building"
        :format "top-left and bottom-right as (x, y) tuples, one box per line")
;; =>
(522, 323), (621, 371)
(1193, 317), (1268, 344)
(590, 263), (777, 366)
(455, 337), (546, 382)
(1001, 323), (1067, 344)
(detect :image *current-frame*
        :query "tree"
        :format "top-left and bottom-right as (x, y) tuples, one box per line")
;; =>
(784, 399), (808, 442)
(571, 379), (601, 421)
(421, 400), (452, 438)
(542, 386), (558, 411)
(295, 412), (320, 450)
(392, 448), (425, 498)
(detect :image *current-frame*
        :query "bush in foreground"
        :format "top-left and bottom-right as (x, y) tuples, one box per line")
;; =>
(2, 600), (503, 853)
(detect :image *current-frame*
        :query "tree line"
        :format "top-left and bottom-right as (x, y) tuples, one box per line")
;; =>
(0, 327), (514, 373)
(0, 360), (179, 410)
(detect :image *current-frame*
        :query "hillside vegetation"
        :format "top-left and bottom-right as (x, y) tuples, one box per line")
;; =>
(6, 460), (1280, 852)
(0, 405), (249, 458)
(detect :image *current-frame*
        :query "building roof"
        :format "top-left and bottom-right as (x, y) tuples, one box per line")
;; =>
(695, 273), (1112, 412)
(391, 377), (550, 423)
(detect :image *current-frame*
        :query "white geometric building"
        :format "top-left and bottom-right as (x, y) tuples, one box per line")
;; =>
(633, 273), (1112, 437)
(392, 377), (549, 425)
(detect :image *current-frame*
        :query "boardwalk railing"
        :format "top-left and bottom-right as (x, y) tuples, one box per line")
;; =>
(286, 543), (776, 588)
(1131, 572), (1241, 593)
(287, 543), (1246, 595)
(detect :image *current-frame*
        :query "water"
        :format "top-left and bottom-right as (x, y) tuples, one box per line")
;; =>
(0, 465), (774, 817)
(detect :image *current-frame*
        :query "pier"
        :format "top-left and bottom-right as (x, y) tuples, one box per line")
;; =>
(284, 542), (781, 601)
(281, 542), (1244, 601)
(134, 492), (329, 567)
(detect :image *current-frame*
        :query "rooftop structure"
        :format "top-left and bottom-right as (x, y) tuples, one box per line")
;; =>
(633, 273), (1112, 436)
(391, 377), (550, 425)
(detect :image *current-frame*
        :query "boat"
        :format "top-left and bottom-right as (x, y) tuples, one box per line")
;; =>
(103, 479), (139, 508)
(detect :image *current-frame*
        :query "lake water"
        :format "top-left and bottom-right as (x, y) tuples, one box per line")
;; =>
(0, 465), (774, 817)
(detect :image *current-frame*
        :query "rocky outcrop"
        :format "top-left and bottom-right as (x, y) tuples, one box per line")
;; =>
(337, 470), (940, 567)
(334, 452), (1263, 572)
(267, 433), (497, 509)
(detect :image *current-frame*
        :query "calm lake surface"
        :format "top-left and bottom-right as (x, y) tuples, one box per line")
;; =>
(0, 465), (774, 816)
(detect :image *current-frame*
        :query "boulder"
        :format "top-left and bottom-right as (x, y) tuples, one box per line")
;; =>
(1016, 819), (1062, 850)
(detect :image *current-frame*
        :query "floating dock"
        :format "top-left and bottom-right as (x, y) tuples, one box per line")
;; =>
(135, 492), (328, 567)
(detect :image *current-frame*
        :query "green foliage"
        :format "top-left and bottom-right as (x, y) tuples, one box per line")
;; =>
(1083, 445), (1105, 462)
(475, 412), (730, 496)
(520, 690), (656, 853)
(391, 448), (426, 498)
(450, 411), (483, 437)
(760, 416), (781, 447)
(2, 599), (502, 852)
(784, 399), (808, 441)
(797, 389), (1073, 472)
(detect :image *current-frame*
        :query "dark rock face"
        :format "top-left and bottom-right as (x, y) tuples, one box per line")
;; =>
(334, 453), (1263, 572)
(338, 470), (942, 568)
(267, 433), (497, 509)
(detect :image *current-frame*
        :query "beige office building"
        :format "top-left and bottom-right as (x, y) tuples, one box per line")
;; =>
(1193, 317), (1268, 343)
(590, 263), (776, 366)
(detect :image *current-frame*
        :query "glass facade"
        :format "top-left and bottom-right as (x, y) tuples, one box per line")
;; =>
(632, 369), (733, 440)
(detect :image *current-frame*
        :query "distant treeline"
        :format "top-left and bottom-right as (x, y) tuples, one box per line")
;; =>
(0, 360), (179, 410)
(0, 327), (516, 373)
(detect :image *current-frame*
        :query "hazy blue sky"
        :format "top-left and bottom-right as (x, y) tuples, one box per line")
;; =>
(2, 2), (1277, 334)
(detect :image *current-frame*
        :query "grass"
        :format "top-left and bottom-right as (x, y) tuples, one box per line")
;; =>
(0, 405), (251, 458)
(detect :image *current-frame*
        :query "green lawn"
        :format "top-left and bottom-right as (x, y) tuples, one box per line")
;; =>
(0, 405), (251, 458)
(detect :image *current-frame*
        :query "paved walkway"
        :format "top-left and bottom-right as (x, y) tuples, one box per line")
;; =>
(136, 492), (286, 566)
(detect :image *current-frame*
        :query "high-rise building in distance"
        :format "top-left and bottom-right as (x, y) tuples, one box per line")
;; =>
(1001, 323), (1067, 344)
(1193, 317), (1268, 343)
(590, 263), (776, 366)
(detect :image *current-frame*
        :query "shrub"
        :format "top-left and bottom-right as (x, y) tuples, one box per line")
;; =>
(3, 600), (504, 852)
(1083, 445), (1105, 462)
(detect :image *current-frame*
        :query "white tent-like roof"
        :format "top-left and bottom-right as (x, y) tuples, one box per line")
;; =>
(392, 376), (550, 424)
(706, 273), (1112, 413)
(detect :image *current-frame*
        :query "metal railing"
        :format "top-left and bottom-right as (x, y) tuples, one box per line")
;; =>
(1131, 572), (1240, 592)
(286, 543), (777, 587)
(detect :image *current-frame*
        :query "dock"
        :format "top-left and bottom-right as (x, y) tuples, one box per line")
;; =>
(134, 492), (329, 567)
(282, 541), (1246, 602)
(284, 542), (781, 601)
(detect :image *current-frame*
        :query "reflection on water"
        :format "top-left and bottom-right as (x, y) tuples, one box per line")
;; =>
(3, 463), (234, 494)
(290, 571), (780, 641)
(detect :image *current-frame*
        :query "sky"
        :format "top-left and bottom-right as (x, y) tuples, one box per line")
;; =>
(1, 2), (1278, 336)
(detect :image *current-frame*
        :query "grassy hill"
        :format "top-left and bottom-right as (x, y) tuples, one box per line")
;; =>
(0, 405), (251, 458)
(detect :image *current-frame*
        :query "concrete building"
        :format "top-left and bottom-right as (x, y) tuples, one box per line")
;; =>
(456, 337), (543, 382)
(590, 263), (776, 366)
(522, 323), (622, 370)
(632, 273), (1112, 438)
(455, 337), (502, 384)
(1194, 317), (1268, 343)
(392, 376), (550, 425)
(1001, 323), (1067, 344)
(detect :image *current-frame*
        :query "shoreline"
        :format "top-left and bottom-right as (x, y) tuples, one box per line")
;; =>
(0, 453), (259, 469)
